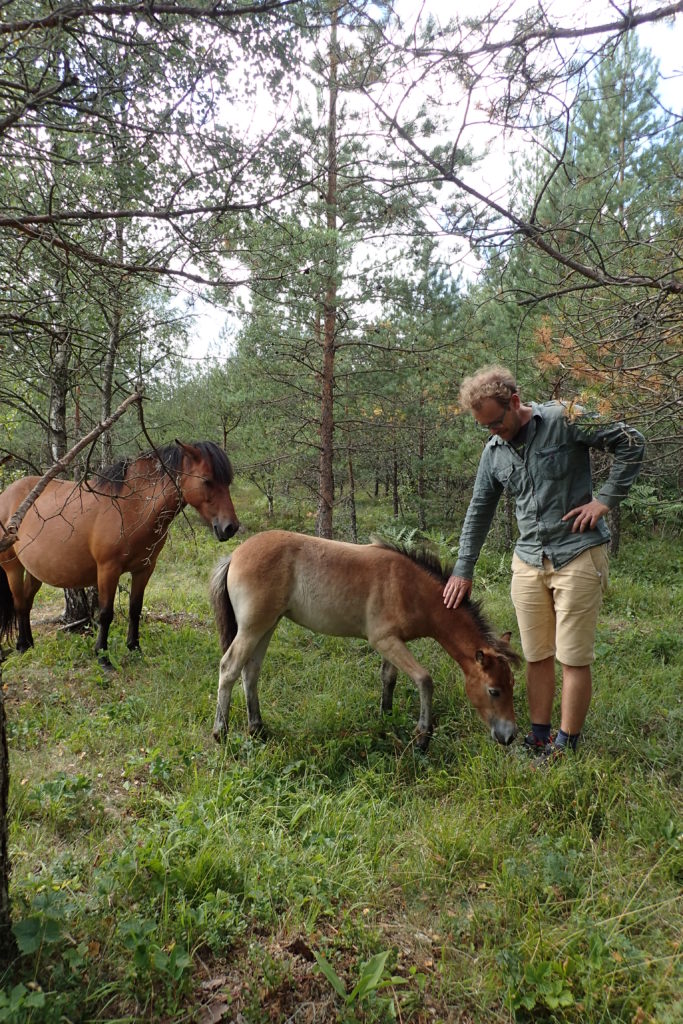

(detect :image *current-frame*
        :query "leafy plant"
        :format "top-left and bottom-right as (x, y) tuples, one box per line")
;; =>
(314, 948), (406, 1020)
(0, 984), (46, 1023)
(499, 951), (574, 1014)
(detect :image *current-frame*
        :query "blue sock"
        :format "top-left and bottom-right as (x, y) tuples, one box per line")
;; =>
(555, 729), (580, 751)
(531, 723), (552, 744)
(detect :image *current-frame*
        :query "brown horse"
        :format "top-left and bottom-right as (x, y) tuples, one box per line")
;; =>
(0, 441), (239, 663)
(210, 530), (519, 751)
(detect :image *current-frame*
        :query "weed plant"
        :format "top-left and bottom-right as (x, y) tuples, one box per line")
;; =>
(1, 484), (681, 1022)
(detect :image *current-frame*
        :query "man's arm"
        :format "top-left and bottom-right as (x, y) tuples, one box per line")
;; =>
(564, 417), (645, 530)
(444, 451), (503, 608)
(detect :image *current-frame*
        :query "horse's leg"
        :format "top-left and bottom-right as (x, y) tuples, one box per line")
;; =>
(19, 572), (43, 652)
(1, 560), (37, 653)
(213, 628), (273, 741)
(126, 564), (156, 652)
(94, 565), (120, 666)
(241, 627), (276, 736)
(380, 658), (399, 714)
(372, 637), (434, 751)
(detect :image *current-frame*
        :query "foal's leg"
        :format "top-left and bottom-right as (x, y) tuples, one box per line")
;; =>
(380, 658), (398, 714)
(241, 627), (276, 736)
(126, 564), (156, 652)
(372, 637), (434, 751)
(213, 629), (273, 741)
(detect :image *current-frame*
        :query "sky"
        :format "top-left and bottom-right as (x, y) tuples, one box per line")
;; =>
(183, 0), (682, 362)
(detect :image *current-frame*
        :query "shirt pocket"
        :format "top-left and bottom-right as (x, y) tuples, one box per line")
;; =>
(498, 464), (522, 495)
(537, 443), (570, 480)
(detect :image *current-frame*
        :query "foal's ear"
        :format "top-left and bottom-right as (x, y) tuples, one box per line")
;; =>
(500, 631), (512, 644)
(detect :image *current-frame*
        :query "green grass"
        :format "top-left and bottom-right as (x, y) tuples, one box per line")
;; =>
(2, 492), (681, 1023)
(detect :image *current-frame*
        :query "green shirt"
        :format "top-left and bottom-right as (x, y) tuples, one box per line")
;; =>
(453, 401), (645, 578)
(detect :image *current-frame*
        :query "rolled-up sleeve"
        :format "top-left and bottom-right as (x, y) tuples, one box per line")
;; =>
(572, 419), (645, 508)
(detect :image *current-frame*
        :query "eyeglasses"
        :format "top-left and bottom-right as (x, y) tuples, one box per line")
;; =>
(477, 399), (511, 432)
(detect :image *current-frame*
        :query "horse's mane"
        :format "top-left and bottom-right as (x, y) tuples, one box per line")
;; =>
(371, 535), (453, 585)
(370, 534), (515, 659)
(93, 441), (234, 495)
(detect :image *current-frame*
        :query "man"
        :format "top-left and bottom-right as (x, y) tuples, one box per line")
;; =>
(443, 365), (645, 760)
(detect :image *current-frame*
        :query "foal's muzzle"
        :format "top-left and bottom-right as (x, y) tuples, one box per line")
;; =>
(491, 719), (517, 746)
(214, 522), (239, 541)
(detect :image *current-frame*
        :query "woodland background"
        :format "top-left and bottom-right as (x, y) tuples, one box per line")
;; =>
(1, 0), (681, 538)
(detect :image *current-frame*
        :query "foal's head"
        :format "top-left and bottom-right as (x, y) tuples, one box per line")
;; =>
(463, 627), (519, 745)
(173, 440), (240, 541)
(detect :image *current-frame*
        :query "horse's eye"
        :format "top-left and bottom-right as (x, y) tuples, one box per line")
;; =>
(488, 687), (500, 698)
(203, 479), (213, 488)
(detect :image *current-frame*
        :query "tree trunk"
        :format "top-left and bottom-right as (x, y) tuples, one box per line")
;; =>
(417, 409), (426, 531)
(62, 587), (99, 632)
(609, 504), (621, 557)
(316, 7), (339, 541)
(49, 328), (70, 465)
(100, 220), (125, 468)
(392, 454), (399, 518)
(348, 456), (358, 544)
(0, 671), (16, 967)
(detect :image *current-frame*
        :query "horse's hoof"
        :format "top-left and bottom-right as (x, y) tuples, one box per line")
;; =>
(248, 722), (267, 740)
(414, 727), (433, 753)
(97, 655), (115, 671)
(127, 642), (141, 653)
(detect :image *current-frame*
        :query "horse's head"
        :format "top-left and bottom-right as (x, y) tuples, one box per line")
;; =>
(175, 440), (239, 541)
(464, 632), (519, 745)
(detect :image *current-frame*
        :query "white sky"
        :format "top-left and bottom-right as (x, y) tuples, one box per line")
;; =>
(184, 1), (682, 362)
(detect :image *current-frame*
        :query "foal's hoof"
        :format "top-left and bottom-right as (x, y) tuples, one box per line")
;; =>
(97, 654), (115, 671)
(248, 722), (268, 740)
(414, 727), (434, 753)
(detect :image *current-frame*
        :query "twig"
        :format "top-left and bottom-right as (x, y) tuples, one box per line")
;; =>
(0, 392), (143, 552)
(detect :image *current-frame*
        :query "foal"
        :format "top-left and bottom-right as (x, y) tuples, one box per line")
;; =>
(210, 530), (519, 750)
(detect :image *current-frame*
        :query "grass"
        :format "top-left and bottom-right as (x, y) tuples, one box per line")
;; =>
(1, 490), (681, 1023)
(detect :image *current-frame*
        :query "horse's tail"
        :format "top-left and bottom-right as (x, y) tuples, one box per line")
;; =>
(210, 555), (237, 654)
(0, 565), (16, 644)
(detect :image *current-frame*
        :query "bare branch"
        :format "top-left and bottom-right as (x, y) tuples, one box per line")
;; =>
(0, 391), (143, 551)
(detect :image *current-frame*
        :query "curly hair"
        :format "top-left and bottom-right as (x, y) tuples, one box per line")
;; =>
(459, 365), (518, 412)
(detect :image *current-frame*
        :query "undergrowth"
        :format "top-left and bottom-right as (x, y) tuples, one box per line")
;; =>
(2, 489), (681, 1023)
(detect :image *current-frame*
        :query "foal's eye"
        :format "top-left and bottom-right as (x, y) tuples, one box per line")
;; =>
(488, 687), (500, 698)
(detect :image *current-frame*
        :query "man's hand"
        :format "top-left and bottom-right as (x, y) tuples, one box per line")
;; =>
(562, 498), (610, 533)
(443, 575), (472, 609)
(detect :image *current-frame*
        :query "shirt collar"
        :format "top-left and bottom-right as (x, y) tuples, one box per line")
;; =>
(486, 402), (542, 447)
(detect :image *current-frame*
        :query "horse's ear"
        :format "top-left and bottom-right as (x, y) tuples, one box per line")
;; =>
(500, 631), (512, 644)
(175, 439), (201, 459)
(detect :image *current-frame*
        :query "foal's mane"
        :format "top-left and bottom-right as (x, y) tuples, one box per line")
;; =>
(93, 441), (234, 495)
(371, 535), (512, 656)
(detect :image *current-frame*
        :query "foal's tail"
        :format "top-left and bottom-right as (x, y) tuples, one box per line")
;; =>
(210, 555), (237, 654)
(0, 566), (16, 644)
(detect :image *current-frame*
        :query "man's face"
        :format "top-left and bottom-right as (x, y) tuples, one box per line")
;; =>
(472, 395), (522, 440)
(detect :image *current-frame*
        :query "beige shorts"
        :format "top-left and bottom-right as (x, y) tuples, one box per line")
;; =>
(510, 546), (609, 666)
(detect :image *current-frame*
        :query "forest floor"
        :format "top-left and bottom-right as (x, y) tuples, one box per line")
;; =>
(2, 497), (681, 1023)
